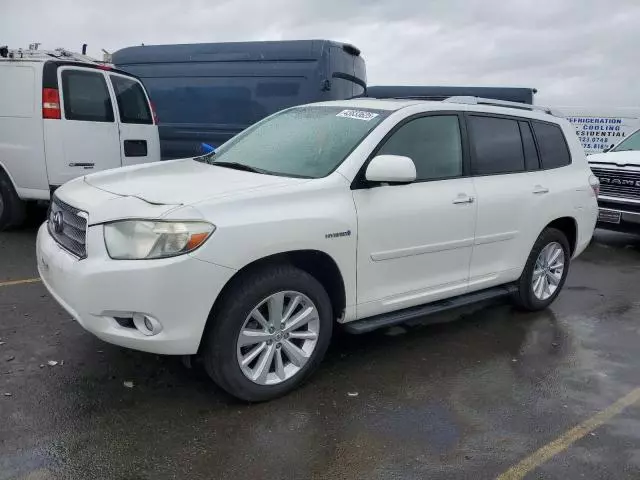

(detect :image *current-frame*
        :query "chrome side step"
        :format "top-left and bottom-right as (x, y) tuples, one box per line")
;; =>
(344, 285), (516, 334)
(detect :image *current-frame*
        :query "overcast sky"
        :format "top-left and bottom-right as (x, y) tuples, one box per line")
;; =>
(3, 0), (639, 107)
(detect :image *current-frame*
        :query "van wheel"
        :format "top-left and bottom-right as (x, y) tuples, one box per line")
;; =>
(202, 264), (333, 402)
(513, 228), (570, 311)
(0, 170), (26, 231)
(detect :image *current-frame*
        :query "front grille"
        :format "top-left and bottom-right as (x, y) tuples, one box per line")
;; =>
(598, 200), (640, 213)
(591, 167), (640, 201)
(48, 196), (88, 259)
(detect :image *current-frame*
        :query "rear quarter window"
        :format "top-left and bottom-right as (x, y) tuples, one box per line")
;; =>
(532, 121), (572, 169)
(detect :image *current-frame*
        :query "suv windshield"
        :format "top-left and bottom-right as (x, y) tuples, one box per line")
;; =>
(611, 128), (640, 152)
(197, 106), (389, 178)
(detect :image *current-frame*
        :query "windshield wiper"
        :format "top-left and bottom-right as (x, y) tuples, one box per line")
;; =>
(211, 161), (266, 174)
(194, 150), (216, 163)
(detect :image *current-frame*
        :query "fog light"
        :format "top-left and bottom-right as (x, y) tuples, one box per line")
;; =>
(132, 313), (162, 336)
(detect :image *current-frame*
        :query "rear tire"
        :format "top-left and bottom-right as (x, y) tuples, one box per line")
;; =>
(0, 169), (26, 231)
(513, 228), (570, 311)
(202, 264), (333, 402)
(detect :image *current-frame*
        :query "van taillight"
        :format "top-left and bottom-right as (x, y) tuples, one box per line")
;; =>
(150, 101), (158, 124)
(42, 88), (61, 119)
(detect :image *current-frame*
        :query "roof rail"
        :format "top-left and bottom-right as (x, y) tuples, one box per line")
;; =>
(443, 96), (557, 115)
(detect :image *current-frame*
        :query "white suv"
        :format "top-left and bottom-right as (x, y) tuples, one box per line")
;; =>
(36, 97), (598, 401)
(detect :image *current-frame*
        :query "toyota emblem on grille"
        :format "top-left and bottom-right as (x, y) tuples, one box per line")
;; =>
(52, 211), (64, 234)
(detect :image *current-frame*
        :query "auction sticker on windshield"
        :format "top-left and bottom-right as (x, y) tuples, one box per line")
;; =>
(336, 110), (380, 121)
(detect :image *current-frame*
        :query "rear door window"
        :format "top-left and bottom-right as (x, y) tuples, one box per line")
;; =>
(532, 121), (572, 169)
(468, 115), (525, 175)
(61, 69), (114, 122)
(110, 75), (153, 124)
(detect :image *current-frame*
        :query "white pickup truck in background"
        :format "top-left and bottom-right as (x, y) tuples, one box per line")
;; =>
(0, 46), (160, 230)
(550, 107), (640, 233)
(587, 127), (640, 233)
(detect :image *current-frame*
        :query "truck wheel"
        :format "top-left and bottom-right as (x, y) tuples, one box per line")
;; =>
(513, 228), (570, 311)
(202, 264), (333, 402)
(0, 170), (26, 231)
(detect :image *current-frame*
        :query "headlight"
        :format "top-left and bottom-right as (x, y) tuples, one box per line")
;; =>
(104, 220), (215, 260)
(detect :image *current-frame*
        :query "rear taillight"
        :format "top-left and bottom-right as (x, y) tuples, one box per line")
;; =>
(42, 88), (61, 119)
(589, 174), (600, 196)
(150, 101), (158, 124)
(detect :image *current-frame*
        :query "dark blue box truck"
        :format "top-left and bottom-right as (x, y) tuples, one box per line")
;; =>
(113, 40), (366, 159)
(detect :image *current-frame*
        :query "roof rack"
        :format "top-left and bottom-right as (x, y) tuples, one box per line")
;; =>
(443, 96), (557, 115)
(0, 44), (111, 66)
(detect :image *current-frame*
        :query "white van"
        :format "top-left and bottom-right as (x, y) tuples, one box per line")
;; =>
(0, 48), (160, 230)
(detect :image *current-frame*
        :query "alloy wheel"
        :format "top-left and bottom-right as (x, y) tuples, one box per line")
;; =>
(532, 242), (565, 301)
(236, 291), (320, 385)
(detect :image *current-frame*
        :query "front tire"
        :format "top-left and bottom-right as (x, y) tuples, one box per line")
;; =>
(202, 264), (333, 402)
(513, 228), (570, 311)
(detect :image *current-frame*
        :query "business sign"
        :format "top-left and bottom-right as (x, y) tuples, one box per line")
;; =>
(564, 116), (640, 155)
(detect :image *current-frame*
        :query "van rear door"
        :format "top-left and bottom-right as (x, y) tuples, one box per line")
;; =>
(107, 72), (161, 165)
(45, 66), (122, 186)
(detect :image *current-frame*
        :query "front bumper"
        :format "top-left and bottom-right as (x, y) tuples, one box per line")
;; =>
(36, 223), (235, 355)
(596, 198), (640, 234)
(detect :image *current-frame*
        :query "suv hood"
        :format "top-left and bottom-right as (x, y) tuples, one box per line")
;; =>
(83, 158), (308, 206)
(589, 151), (640, 168)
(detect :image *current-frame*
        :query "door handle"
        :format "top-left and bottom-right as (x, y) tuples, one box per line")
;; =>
(452, 194), (475, 204)
(532, 185), (550, 195)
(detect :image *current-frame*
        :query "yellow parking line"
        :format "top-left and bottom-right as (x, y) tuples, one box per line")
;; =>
(0, 278), (41, 288)
(497, 387), (640, 479)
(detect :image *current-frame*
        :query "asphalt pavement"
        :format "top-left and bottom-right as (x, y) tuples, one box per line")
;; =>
(2, 210), (640, 479)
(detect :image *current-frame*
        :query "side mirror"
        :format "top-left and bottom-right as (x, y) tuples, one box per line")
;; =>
(365, 155), (416, 184)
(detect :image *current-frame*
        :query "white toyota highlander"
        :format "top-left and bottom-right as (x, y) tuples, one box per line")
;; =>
(36, 97), (599, 401)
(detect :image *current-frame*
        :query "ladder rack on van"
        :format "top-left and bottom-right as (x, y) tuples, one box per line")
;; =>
(443, 96), (558, 116)
(0, 45), (111, 66)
